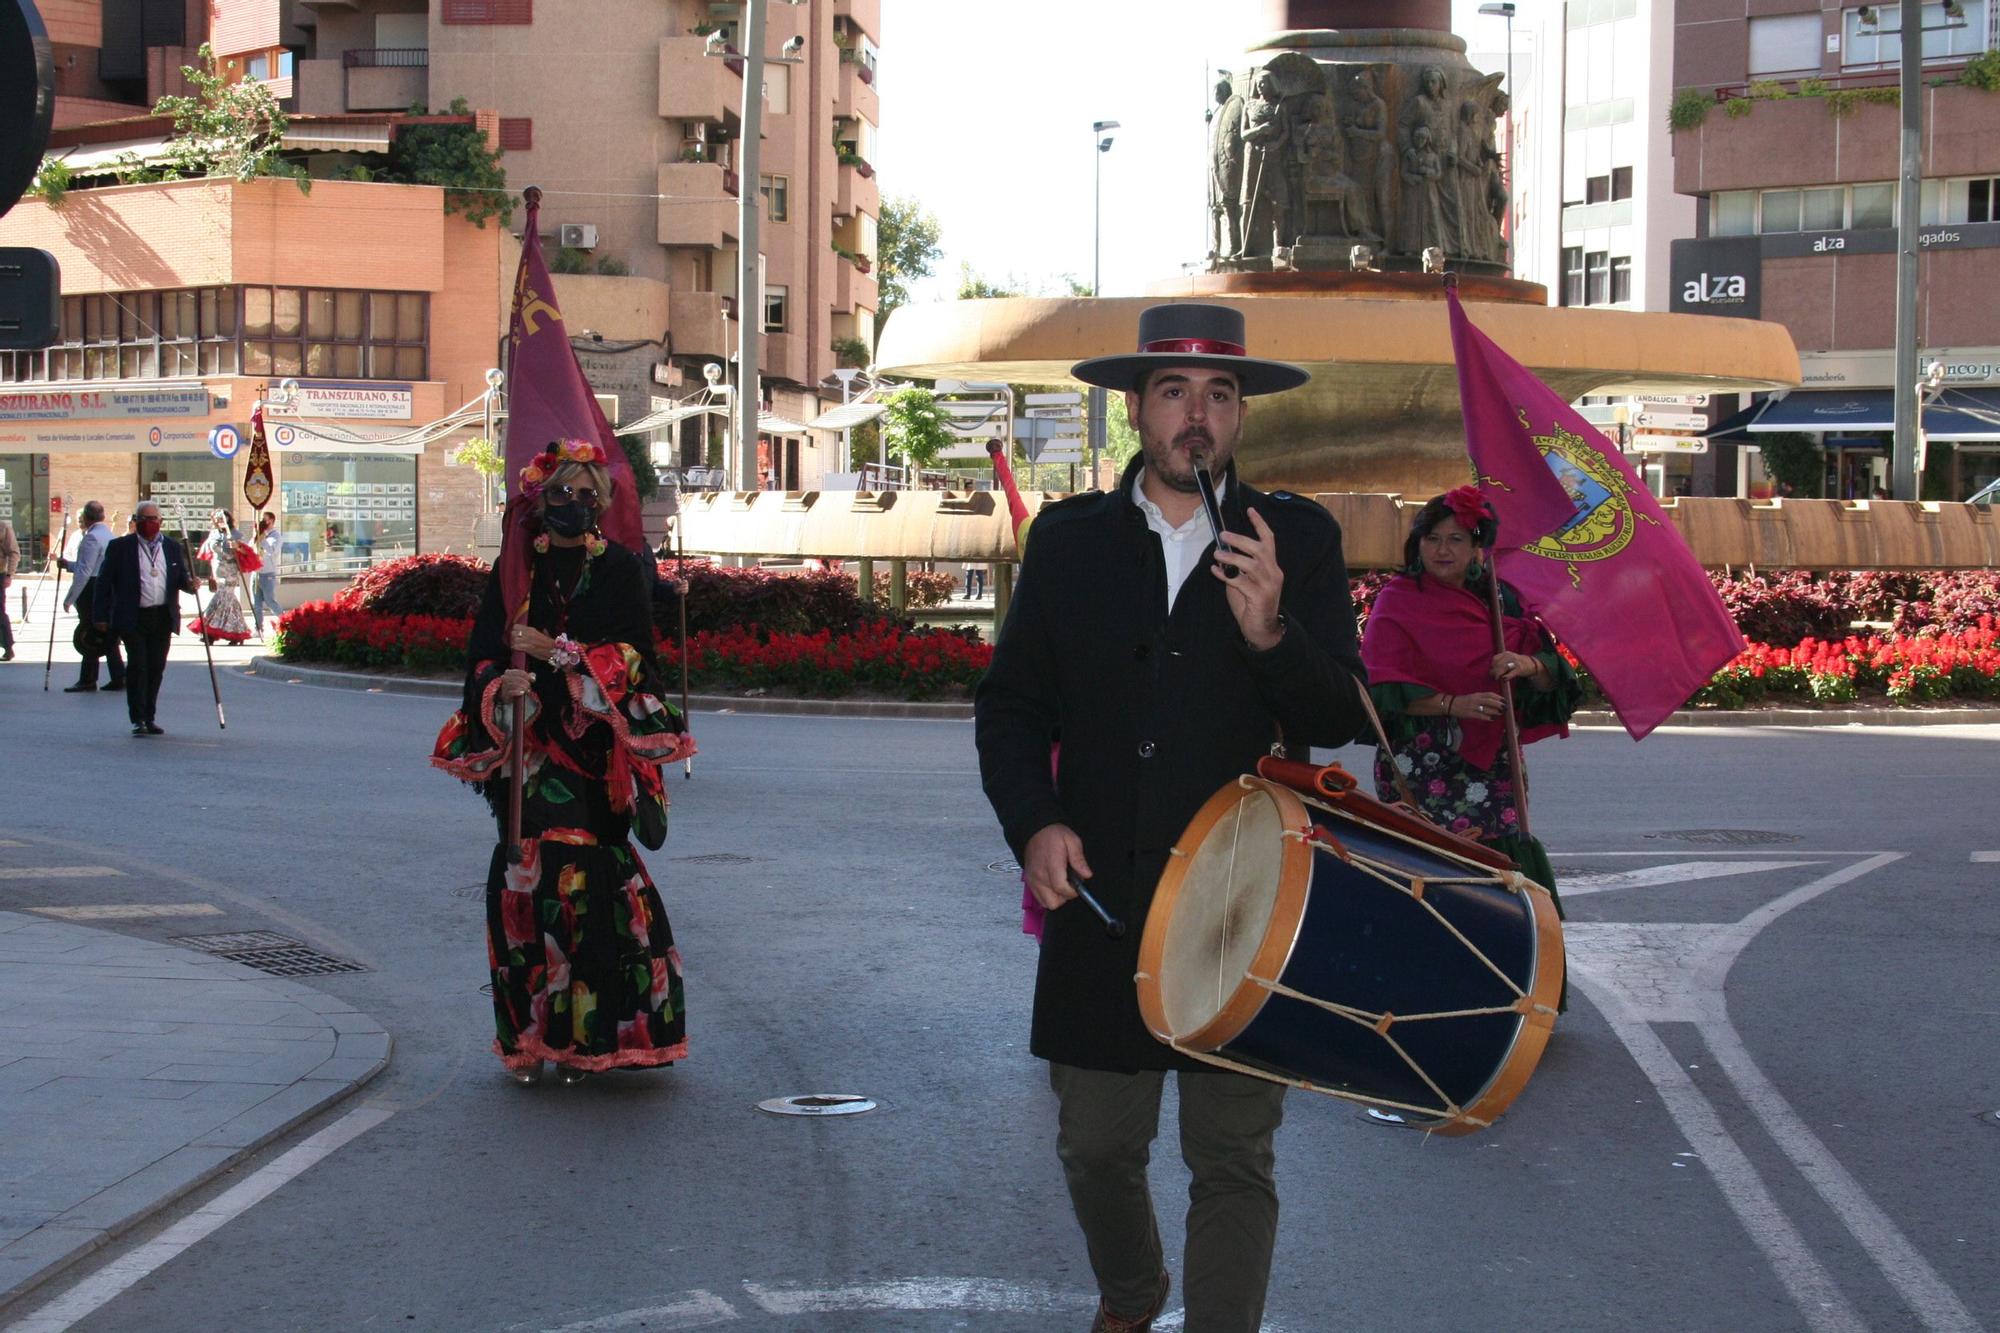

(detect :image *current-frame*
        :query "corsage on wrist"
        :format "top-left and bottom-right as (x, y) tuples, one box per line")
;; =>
(548, 634), (583, 671)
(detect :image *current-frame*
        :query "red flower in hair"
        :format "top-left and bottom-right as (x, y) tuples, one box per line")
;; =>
(1442, 485), (1492, 534)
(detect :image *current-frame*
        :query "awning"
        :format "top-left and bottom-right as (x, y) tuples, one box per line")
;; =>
(281, 124), (393, 154)
(758, 413), (813, 434)
(54, 138), (174, 178)
(620, 402), (724, 434)
(1703, 398), (1773, 442)
(1728, 387), (2000, 442)
(808, 401), (888, 430)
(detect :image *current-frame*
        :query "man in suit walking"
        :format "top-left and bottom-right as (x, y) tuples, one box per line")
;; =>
(57, 500), (125, 691)
(93, 501), (197, 736)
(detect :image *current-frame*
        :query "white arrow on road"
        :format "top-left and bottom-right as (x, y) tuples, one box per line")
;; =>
(1560, 860), (1822, 896)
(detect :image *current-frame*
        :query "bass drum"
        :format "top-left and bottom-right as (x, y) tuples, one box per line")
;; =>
(1135, 760), (1563, 1135)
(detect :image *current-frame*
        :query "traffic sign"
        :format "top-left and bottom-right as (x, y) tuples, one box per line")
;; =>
(1635, 393), (1710, 408)
(1035, 445), (1084, 464)
(1025, 405), (1081, 419)
(1635, 411), (1709, 432)
(1024, 392), (1083, 406)
(1631, 432), (1710, 454)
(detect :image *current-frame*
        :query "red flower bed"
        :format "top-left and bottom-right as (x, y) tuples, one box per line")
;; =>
(275, 603), (475, 674)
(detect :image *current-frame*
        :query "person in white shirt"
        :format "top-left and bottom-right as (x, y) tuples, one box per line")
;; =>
(57, 501), (125, 690)
(92, 500), (198, 736)
(251, 511), (283, 636)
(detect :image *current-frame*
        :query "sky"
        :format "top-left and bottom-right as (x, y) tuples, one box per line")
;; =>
(874, 1), (1521, 305)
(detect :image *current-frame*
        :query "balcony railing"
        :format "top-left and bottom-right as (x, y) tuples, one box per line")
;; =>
(343, 47), (430, 68)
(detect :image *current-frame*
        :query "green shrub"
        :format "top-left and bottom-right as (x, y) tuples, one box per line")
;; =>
(1668, 87), (1713, 131)
(1960, 49), (2000, 91)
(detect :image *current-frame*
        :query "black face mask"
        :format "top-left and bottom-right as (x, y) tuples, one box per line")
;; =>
(543, 501), (596, 539)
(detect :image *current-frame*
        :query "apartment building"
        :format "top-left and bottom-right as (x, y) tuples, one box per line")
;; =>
(1672, 0), (2000, 500)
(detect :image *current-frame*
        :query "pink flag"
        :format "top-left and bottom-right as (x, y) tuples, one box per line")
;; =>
(1447, 288), (1745, 740)
(498, 191), (645, 616)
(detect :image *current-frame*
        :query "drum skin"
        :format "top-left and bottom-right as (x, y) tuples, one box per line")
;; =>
(1137, 775), (1563, 1135)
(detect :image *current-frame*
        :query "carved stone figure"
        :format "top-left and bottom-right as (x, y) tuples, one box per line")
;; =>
(1297, 93), (1358, 239)
(1208, 75), (1246, 259)
(1397, 124), (1448, 257)
(1343, 67), (1391, 244)
(1485, 90), (1512, 264)
(1237, 68), (1292, 258)
(1403, 65), (1461, 253)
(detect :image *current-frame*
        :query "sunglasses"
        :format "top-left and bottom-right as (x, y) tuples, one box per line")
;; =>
(550, 484), (601, 506)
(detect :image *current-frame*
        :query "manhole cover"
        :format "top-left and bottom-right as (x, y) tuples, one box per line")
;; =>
(672, 852), (759, 865)
(987, 859), (1021, 874)
(756, 1094), (878, 1118)
(171, 931), (367, 978)
(1644, 829), (1803, 846)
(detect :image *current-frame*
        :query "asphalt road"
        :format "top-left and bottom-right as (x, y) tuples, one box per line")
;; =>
(0, 655), (1994, 1332)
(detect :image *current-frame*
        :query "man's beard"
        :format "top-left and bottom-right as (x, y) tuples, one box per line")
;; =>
(1143, 427), (1223, 493)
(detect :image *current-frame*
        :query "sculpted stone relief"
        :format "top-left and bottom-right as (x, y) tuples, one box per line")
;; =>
(1205, 54), (1511, 272)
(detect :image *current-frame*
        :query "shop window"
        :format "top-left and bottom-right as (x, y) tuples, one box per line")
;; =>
(1561, 246), (1585, 307)
(1585, 251), (1610, 305)
(277, 453), (419, 572)
(1609, 255), (1633, 305)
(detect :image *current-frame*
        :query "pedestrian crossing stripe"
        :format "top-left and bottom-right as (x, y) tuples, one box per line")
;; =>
(27, 903), (223, 921)
(0, 866), (123, 880)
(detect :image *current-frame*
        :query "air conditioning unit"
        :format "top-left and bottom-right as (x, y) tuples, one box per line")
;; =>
(558, 223), (599, 250)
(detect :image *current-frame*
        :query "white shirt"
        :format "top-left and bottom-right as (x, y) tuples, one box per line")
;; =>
(62, 522), (114, 609)
(1132, 471), (1224, 613)
(137, 536), (168, 608)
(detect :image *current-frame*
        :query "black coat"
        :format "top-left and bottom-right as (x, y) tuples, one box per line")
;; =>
(92, 533), (197, 635)
(975, 458), (1370, 1072)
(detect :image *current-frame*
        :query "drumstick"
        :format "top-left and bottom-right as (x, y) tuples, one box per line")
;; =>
(1068, 874), (1126, 939)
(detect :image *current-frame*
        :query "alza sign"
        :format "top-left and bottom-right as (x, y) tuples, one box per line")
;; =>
(1682, 272), (1748, 304)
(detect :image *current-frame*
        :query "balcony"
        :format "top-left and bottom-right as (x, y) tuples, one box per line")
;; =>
(833, 48), (879, 124)
(659, 35), (744, 126)
(1675, 83), (2000, 195)
(343, 49), (427, 112)
(658, 162), (739, 250)
(831, 253), (877, 316)
(833, 0), (880, 38)
(834, 154), (879, 222)
(670, 289), (731, 359)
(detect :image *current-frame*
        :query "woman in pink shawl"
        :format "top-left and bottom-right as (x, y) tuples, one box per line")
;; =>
(1359, 487), (1579, 912)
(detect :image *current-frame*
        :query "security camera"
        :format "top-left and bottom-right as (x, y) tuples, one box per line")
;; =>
(704, 30), (728, 56)
(781, 34), (805, 57)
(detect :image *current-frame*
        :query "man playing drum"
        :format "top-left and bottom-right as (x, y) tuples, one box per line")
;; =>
(975, 302), (1371, 1332)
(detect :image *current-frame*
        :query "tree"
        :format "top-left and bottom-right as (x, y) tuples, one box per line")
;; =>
(151, 44), (306, 192)
(876, 194), (942, 335)
(367, 97), (512, 229)
(618, 434), (659, 501)
(956, 263), (1021, 300)
(880, 386), (954, 478)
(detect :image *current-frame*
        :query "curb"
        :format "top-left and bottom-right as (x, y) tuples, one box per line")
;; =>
(0, 927), (391, 1315)
(239, 659), (2000, 728)
(241, 657), (978, 719)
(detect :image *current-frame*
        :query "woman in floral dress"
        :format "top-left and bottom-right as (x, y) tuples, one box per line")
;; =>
(192, 510), (253, 644)
(432, 442), (695, 1085)
(1359, 488), (1579, 911)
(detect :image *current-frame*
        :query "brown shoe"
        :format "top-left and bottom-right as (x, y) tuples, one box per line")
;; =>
(1089, 1271), (1170, 1332)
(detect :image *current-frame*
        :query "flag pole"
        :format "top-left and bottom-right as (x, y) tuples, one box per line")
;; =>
(675, 517), (692, 780)
(178, 518), (226, 730)
(1483, 550), (1530, 840)
(41, 501), (71, 691)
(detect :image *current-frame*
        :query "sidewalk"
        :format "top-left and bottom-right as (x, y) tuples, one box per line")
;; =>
(0, 912), (389, 1311)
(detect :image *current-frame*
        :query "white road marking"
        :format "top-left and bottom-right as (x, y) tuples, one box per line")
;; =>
(7, 1104), (393, 1333)
(26, 903), (223, 921)
(743, 1278), (1091, 1316)
(0, 839), (26, 847)
(0, 866), (122, 880)
(1560, 860), (1822, 896)
(1971, 851), (2000, 862)
(545, 1291), (742, 1331)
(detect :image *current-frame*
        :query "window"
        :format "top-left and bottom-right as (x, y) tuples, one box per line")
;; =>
(1562, 246), (1585, 307)
(244, 287), (426, 382)
(1609, 255), (1633, 305)
(1802, 187), (1845, 230)
(1852, 182), (1896, 228)
(760, 174), (789, 223)
(499, 118), (532, 151)
(763, 283), (789, 333)
(278, 453), (419, 572)
(441, 0), (532, 23)
(765, 63), (791, 115)
(1748, 13), (1824, 75)
(1970, 178), (2000, 222)
(1586, 174), (1611, 204)
(1, 287), (239, 384)
(1611, 166), (1634, 202)
(278, 50), (294, 77)
(1843, 2), (1991, 66)
(1714, 190), (1757, 236)
(1585, 251), (1610, 305)
(246, 53), (269, 80)
(1761, 189), (1803, 232)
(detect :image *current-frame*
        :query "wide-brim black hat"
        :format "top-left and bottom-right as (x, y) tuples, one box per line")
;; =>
(1071, 302), (1309, 397)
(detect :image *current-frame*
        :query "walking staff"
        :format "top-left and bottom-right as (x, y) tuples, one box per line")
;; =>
(41, 500), (71, 691)
(676, 518), (692, 780)
(24, 496), (67, 628)
(177, 517), (226, 730)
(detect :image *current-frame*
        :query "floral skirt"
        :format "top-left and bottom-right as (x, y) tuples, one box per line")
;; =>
(485, 833), (686, 1072)
(192, 583), (252, 643)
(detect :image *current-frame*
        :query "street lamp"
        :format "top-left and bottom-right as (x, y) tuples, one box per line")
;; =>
(1089, 118), (1120, 485)
(1478, 2), (1516, 255)
(705, 0), (807, 493)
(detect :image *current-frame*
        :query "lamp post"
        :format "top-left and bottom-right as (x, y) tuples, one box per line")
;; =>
(1478, 2), (1516, 253)
(707, 0), (805, 493)
(1089, 118), (1119, 486)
